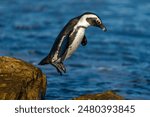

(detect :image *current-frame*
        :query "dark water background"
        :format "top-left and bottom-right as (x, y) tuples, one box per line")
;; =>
(0, 0), (150, 99)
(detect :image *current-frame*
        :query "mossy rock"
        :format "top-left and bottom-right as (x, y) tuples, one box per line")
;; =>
(73, 91), (124, 100)
(0, 56), (47, 100)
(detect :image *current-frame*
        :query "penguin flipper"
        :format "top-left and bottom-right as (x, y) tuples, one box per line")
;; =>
(38, 56), (50, 65)
(81, 35), (87, 46)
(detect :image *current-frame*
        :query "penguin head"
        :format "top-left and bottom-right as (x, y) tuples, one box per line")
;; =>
(80, 12), (107, 32)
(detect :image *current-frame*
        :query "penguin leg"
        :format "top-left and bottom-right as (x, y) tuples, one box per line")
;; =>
(81, 35), (87, 46)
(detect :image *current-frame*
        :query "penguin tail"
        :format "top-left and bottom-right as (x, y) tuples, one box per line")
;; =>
(39, 56), (50, 65)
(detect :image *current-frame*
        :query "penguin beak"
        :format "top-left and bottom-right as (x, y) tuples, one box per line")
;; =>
(95, 20), (107, 32)
(98, 23), (107, 32)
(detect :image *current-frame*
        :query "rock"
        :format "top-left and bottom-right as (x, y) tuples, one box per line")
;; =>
(0, 56), (46, 100)
(73, 91), (124, 100)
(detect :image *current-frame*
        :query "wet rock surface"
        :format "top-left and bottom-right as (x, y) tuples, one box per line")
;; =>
(0, 56), (46, 100)
(73, 91), (124, 100)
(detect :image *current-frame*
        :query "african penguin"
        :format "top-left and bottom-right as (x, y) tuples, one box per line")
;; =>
(39, 12), (107, 75)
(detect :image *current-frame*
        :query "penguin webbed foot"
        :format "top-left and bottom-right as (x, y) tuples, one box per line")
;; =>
(60, 62), (66, 73)
(51, 62), (66, 75)
(81, 35), (87, 46)
(56, 68), (63, 76)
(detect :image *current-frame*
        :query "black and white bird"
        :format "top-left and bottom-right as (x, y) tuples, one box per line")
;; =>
(39, 12), (107, 75)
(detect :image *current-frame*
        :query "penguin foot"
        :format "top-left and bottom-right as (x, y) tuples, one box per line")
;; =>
(51, 62), (66, 75)
(60, 62), (66, 73)
(56, 68), (63, 75)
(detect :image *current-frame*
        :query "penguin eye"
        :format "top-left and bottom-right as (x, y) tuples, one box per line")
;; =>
(96, 20), (100, 24)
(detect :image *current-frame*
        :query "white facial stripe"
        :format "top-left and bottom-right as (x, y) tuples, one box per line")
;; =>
(75, 14), (101, 28)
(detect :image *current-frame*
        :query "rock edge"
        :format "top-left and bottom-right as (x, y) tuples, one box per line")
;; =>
(0, 56), (47, 100)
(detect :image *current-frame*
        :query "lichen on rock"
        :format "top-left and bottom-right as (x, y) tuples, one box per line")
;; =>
(0, 56), (47, 100)
(73, 91), (124, 100)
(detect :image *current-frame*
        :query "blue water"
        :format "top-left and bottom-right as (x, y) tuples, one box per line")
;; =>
(0, 0), (150, 99)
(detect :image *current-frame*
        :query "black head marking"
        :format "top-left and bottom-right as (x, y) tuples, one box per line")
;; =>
(86, 17), (99, 26)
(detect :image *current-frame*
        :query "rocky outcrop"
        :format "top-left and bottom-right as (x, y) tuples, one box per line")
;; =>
(73, 91), (123, 100)
(0, 56), (46, 100)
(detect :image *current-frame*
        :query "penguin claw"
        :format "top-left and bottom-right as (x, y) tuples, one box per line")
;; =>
(60, 62), (66, 73)
(57, 68), (63, 75)
(51, 62), (66, 75)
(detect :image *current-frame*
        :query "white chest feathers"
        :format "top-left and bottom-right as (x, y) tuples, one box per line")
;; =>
(65, 28), (85, 60)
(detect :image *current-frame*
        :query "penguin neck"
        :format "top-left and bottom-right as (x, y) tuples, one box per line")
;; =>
(76, 25), (87, 30)
(73, 24), (86, 35)
(75, 17), (90, 29)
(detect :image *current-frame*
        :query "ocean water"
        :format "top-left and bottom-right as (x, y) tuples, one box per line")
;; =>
(0, 0), (150, 99)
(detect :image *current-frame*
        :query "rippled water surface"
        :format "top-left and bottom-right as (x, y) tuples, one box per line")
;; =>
(0, 0), (150, 99)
